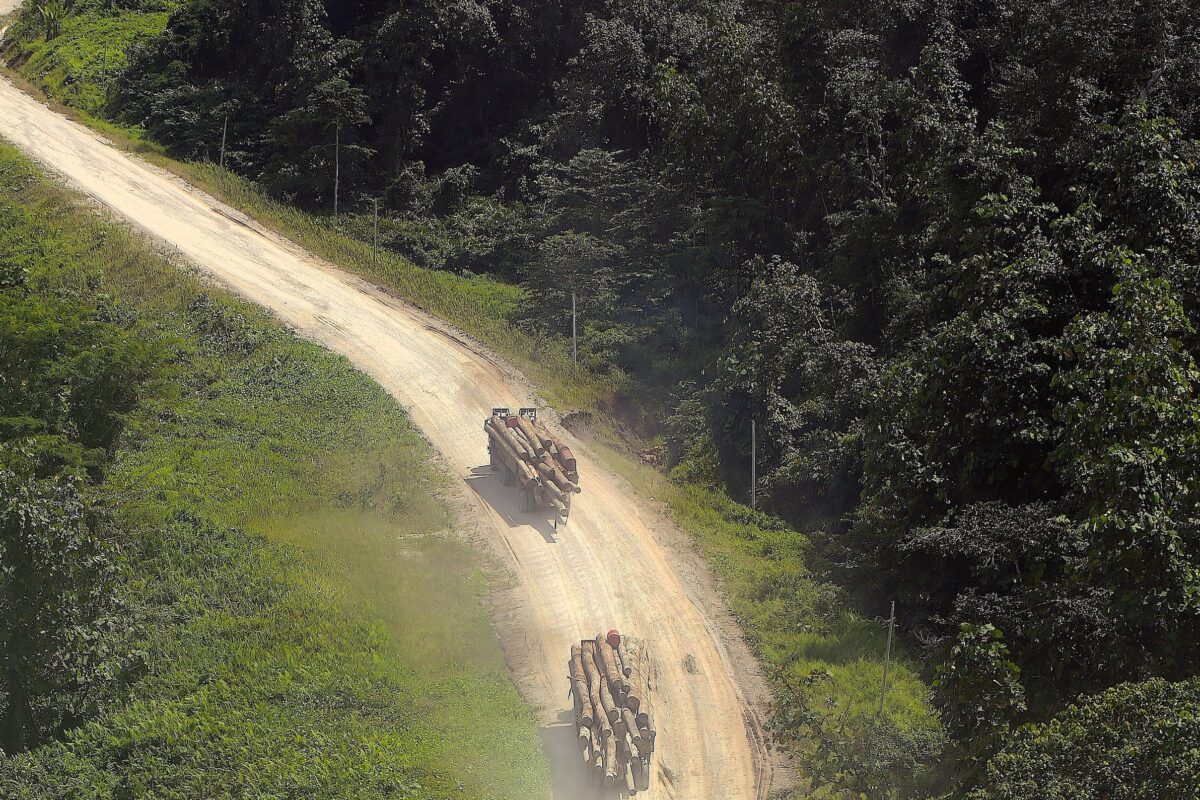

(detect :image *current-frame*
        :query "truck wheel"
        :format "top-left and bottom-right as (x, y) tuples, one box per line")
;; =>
(489, 447), (497, 470)
(503, 466), (515, 486)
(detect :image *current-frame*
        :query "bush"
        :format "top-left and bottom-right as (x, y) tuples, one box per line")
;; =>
(0, 469), (135, 753)
(972, 678), (1200, 800)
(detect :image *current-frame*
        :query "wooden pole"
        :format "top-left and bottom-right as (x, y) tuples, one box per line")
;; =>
(333, 123), (340, 222)
(879, 600), (895, 714)
(572, 292), (577, 373)
(751, 419), (756, 511)
(372, 197), (379, 266)
(219, 115), (228, 171)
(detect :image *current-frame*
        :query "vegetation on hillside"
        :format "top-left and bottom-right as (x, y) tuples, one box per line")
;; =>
(0, 142), (549, 797)
(6, 0), (1200, 796)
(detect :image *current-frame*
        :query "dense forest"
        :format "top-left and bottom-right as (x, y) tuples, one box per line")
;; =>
(6, 0), (1200, 796)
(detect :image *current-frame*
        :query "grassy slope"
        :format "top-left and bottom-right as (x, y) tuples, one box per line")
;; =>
(0, 141), (549, 797)
(3, 8), (170, 116)
(2, 6), (944, 789)
(595, 449), (940, 758)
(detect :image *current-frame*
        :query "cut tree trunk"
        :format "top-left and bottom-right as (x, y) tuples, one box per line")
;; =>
(603, 731), (618, 786)
(599, 676), (619, 725)
(596, 635), (625, 693)
(515, 416), (546, 455)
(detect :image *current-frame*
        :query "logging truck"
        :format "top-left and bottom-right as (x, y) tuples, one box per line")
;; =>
(485, 408), (580, 524)
(569, 631), (656, 794)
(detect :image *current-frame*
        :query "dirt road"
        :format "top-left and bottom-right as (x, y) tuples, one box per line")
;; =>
(0, 75), (773, 799)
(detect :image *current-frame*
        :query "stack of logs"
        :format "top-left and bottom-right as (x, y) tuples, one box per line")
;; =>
(486, 412), (580, 519)
(569, 633), (656, 794)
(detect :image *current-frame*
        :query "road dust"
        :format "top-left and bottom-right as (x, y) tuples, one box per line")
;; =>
(0, 74), (777, 799)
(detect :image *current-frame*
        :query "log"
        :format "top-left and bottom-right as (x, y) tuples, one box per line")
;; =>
(551, 440), (578, 475)
(530, 419), (557, 452)
(616, 737), (632, 769)
(571, 664), (584, 721)
(596, 635), (625, 693)
(581, 641), (599, 682)
(634, 642), (655, 743)
(636, 707), (655, 738)
(623, 637), (647, 714)
(582, 645), (609, 738)
(515, 416), (547, 455)
(535, 458), (580, 493)
(623, 679), (642, 716)
(494, 418), (536, 460)
(617, 637), (636, 677)
(578, 724), (593, 764)
(621, 707), (644, 751)
(634, 757), (649, 792)
(591, 724), (604, 779)
(603, 730), (618, 787)
(512, 423), (542, 456)
(625, 759), (637, 795)
(487, 425), (537, 483)
(596, 709), (613, 743)
(539, 451), (576, 488)
(539, 473), (568, 502)
(486, 425), (521, 467)
(613, 639), (629, 677)
(518, 460), (539, 486)
(638, 726), (654, 750)
(570, 647), (594, 727)
(599, 676), (620, 725)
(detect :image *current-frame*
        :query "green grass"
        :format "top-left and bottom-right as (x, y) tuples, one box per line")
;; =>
(3, 7), (172, 117)
(0, 141), (549, 798)
(592, 444), (944, 791)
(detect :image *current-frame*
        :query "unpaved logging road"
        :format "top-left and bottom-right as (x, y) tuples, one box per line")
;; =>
(0, 73), (774, 799)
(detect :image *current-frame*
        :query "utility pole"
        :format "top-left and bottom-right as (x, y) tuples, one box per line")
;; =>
(750, 419), (757, 511)
(219, 115), (228, 171)
(372, 198), (379, 266)
(101, 43), (108, 87)
(879, 601), (896, 714)
(571, 292), (578, 373)
(333, 124), (340, 223)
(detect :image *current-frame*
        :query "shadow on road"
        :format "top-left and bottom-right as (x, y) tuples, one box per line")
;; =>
(542, 708), (632, 799)
(465, 465), (565, 543)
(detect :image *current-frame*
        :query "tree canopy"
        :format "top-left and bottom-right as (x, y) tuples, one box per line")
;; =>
(94, 0), (1200, 793)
